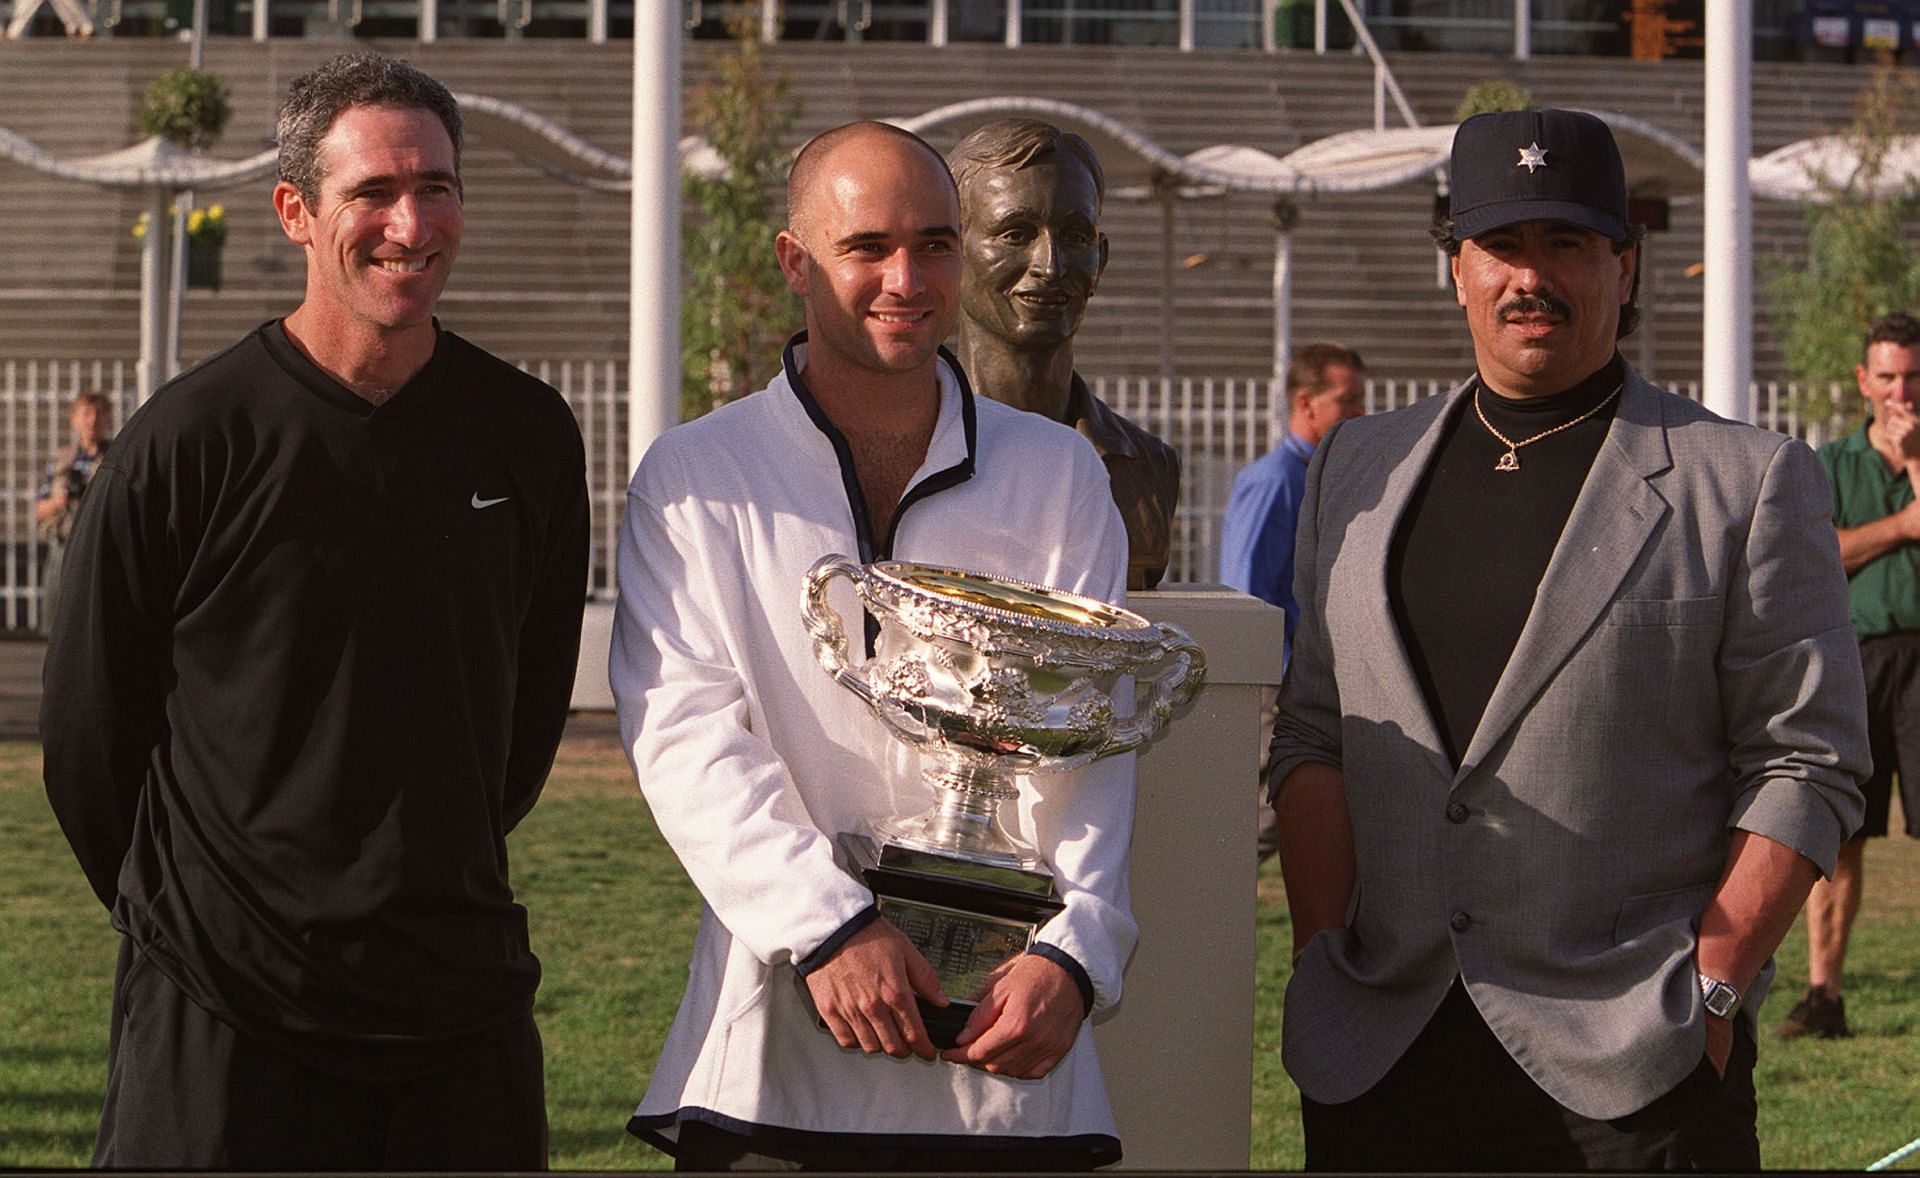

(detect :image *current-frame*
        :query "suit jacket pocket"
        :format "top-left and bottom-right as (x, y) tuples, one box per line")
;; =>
(1607, 596), (1721, 627)
(1613, 882), (1717, 944)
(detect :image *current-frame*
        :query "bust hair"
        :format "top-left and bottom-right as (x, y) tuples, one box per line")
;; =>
(277, 52), (463, 205)
(947, 119), (1105, 215)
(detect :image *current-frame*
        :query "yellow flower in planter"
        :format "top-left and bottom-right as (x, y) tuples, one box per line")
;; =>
(190, 204), (228, 248)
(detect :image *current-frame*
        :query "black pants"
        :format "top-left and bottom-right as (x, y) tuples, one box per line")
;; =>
(1858, 632), (1920, 838)
(671, 1120), (1103, 1172)
(1301, 981), (1760, 1172)
(93, 938), (548, 1170)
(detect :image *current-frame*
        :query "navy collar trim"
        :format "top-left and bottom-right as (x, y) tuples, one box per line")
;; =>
(779, 331), (978, 566)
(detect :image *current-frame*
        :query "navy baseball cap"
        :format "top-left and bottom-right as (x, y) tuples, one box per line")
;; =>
(1448, 108), (1630, 242)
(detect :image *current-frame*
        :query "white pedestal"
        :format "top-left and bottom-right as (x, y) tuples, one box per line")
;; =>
(1093, 586), (1284, 1170)
(572, 598), (616, 711)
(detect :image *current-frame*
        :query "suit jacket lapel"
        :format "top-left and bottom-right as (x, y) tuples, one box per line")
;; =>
(1347, 385), (1467, 777)
(1454, 372), (1674, 782)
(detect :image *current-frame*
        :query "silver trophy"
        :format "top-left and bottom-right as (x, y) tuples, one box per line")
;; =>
(801, 555), (1205, 1045)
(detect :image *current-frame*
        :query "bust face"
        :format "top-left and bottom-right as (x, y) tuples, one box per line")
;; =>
(958, 157), (1108, 353)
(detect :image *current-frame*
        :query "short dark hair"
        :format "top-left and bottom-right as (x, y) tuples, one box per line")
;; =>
(947, 118), (1106, 214)
(1429, 215), (1646, 340)
(69, 390), (111, 415)
(1288, 343), (1364, 396)
(277, 52), (463, 204)
(1863, 311), (1920, 358)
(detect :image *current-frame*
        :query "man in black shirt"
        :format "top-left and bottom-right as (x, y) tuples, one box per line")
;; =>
(41, 53), (588, 1169)
(1268, 109), (1867, 1170)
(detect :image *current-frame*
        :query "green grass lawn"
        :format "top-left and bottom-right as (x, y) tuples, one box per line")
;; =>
(4, 735), (1919, 1170)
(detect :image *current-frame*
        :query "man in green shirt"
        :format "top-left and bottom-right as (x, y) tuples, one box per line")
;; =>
(1784, 311), (1920, 1040)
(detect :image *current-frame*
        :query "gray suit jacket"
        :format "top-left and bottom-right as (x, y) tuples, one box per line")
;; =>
(1269, 367), (1869, 1120)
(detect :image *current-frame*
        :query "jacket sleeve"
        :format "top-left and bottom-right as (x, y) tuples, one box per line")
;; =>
(1267, 420), (1348, 796)
(1720, 438), (1870, 876)
(1025, 469), (1139, 1015)
(502, 422), (591, 832)
(610, 452), (875, 967)
(40, 460), (175, 910)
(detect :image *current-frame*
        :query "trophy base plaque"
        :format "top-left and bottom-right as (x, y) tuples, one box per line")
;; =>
(840, 834), (1064, 1050)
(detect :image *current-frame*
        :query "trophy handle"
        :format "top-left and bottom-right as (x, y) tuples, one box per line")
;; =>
(802, 554), (876, 705)
(1106, 626), (1207, 754)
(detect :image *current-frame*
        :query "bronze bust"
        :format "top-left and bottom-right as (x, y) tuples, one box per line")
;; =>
(948, 118), (1182, 591)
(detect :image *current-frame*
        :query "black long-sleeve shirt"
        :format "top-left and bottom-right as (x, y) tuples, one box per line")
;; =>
(1388, 356), (1623, 767)
(41, 320), (589, 1079)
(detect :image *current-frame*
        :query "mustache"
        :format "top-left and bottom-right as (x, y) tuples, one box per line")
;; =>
(1498, 294), (1573, 320)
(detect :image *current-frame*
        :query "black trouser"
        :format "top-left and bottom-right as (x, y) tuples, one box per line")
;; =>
(1858, 631), (1920, 838)
(671, 1120), (1103, 1172)
(94, 938), (548, 1171)
(1301, 981), (1760, 1172)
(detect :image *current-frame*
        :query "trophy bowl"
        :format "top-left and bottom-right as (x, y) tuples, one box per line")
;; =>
(800, 555), (1206, 1044)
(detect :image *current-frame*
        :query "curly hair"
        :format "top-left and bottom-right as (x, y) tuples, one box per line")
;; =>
(277, 52), (462, 204)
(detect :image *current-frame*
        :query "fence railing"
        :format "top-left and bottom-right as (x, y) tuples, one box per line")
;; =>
(0, 359), (1846, 629)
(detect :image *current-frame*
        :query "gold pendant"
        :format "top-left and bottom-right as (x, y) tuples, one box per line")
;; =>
(1495, 449), (1520, 472)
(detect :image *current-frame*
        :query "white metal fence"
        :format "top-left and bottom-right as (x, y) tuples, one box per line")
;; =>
(0, 359), (1845, 630)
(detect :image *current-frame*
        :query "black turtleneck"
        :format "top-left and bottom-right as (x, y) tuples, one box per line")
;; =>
(1388, 355), (1625, 767)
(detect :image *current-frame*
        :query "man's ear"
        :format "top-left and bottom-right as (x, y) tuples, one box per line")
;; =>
(272, 180), (313, 247)
(774, 229), (811, 297)
(1090, 232), (1110, 294)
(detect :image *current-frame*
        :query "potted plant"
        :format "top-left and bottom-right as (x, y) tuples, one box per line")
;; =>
(131, 202), (229, 290)
(185, 204), (227, 290)
(136, 66), (231, 150)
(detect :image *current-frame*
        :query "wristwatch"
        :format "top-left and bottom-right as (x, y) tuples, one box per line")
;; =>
(1698, 971), (1742, 1019)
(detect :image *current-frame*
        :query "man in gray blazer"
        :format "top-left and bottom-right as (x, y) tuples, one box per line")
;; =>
(1269, 108), (1869, 1171)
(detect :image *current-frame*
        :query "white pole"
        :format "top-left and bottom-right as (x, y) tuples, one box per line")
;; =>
(1702, 0), (1752, 422)
(1272, 223), (1292, 386)
(421, 0), (437, 42)
(760, 0), (776, 42)
(252, 0), (267, 40)
(1313, 0), (1325, 53)
(1005, 0), (1020, 47)
(630, 0), (681, 475)
(586, 0), (603, 43)
(1178, 0), (1193, 49)
(929, 0), (945, 46)
(1513, 0), (1529, 60)
(139, 187), (170, 403)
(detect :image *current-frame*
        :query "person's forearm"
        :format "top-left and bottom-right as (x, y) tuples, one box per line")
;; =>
(1695, 829), (1821, 995)
(1274, 760), (1355, 960)
(1837, 515), (1913, 573)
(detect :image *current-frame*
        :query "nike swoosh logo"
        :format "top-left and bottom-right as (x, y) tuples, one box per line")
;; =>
(471, 494), (510, 509)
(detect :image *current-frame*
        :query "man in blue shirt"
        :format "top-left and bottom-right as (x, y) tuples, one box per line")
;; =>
(1220, 342), (1366, 646)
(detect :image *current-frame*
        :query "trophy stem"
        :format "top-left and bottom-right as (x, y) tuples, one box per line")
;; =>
(875, 763), (1046, 872)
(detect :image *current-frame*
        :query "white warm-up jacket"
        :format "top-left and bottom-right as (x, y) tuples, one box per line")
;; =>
(611, 338), (1138, 1161)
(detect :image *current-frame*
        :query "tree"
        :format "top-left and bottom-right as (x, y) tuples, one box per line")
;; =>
(1767, 63), (1920, 428)
(1454, 80), (1533, 123)
(137, 67), (231, 150)
(681, 19), (802, 419)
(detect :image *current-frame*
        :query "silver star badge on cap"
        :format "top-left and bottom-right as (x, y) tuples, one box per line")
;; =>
(1517, 142), (1548, 173)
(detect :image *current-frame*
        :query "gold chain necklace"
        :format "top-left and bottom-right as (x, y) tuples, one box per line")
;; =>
(1473, 382), (1623, 472)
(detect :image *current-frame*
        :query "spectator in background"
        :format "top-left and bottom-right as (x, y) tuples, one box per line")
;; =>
(1778, 311), (1920, 1041)
(33, 390), (112, 637)
(1222, 346), (1364, 863)
(1219, 344), (1365, 646)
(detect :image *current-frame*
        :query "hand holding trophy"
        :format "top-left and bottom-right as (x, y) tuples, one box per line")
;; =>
(801, 555), (1205, 1050)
